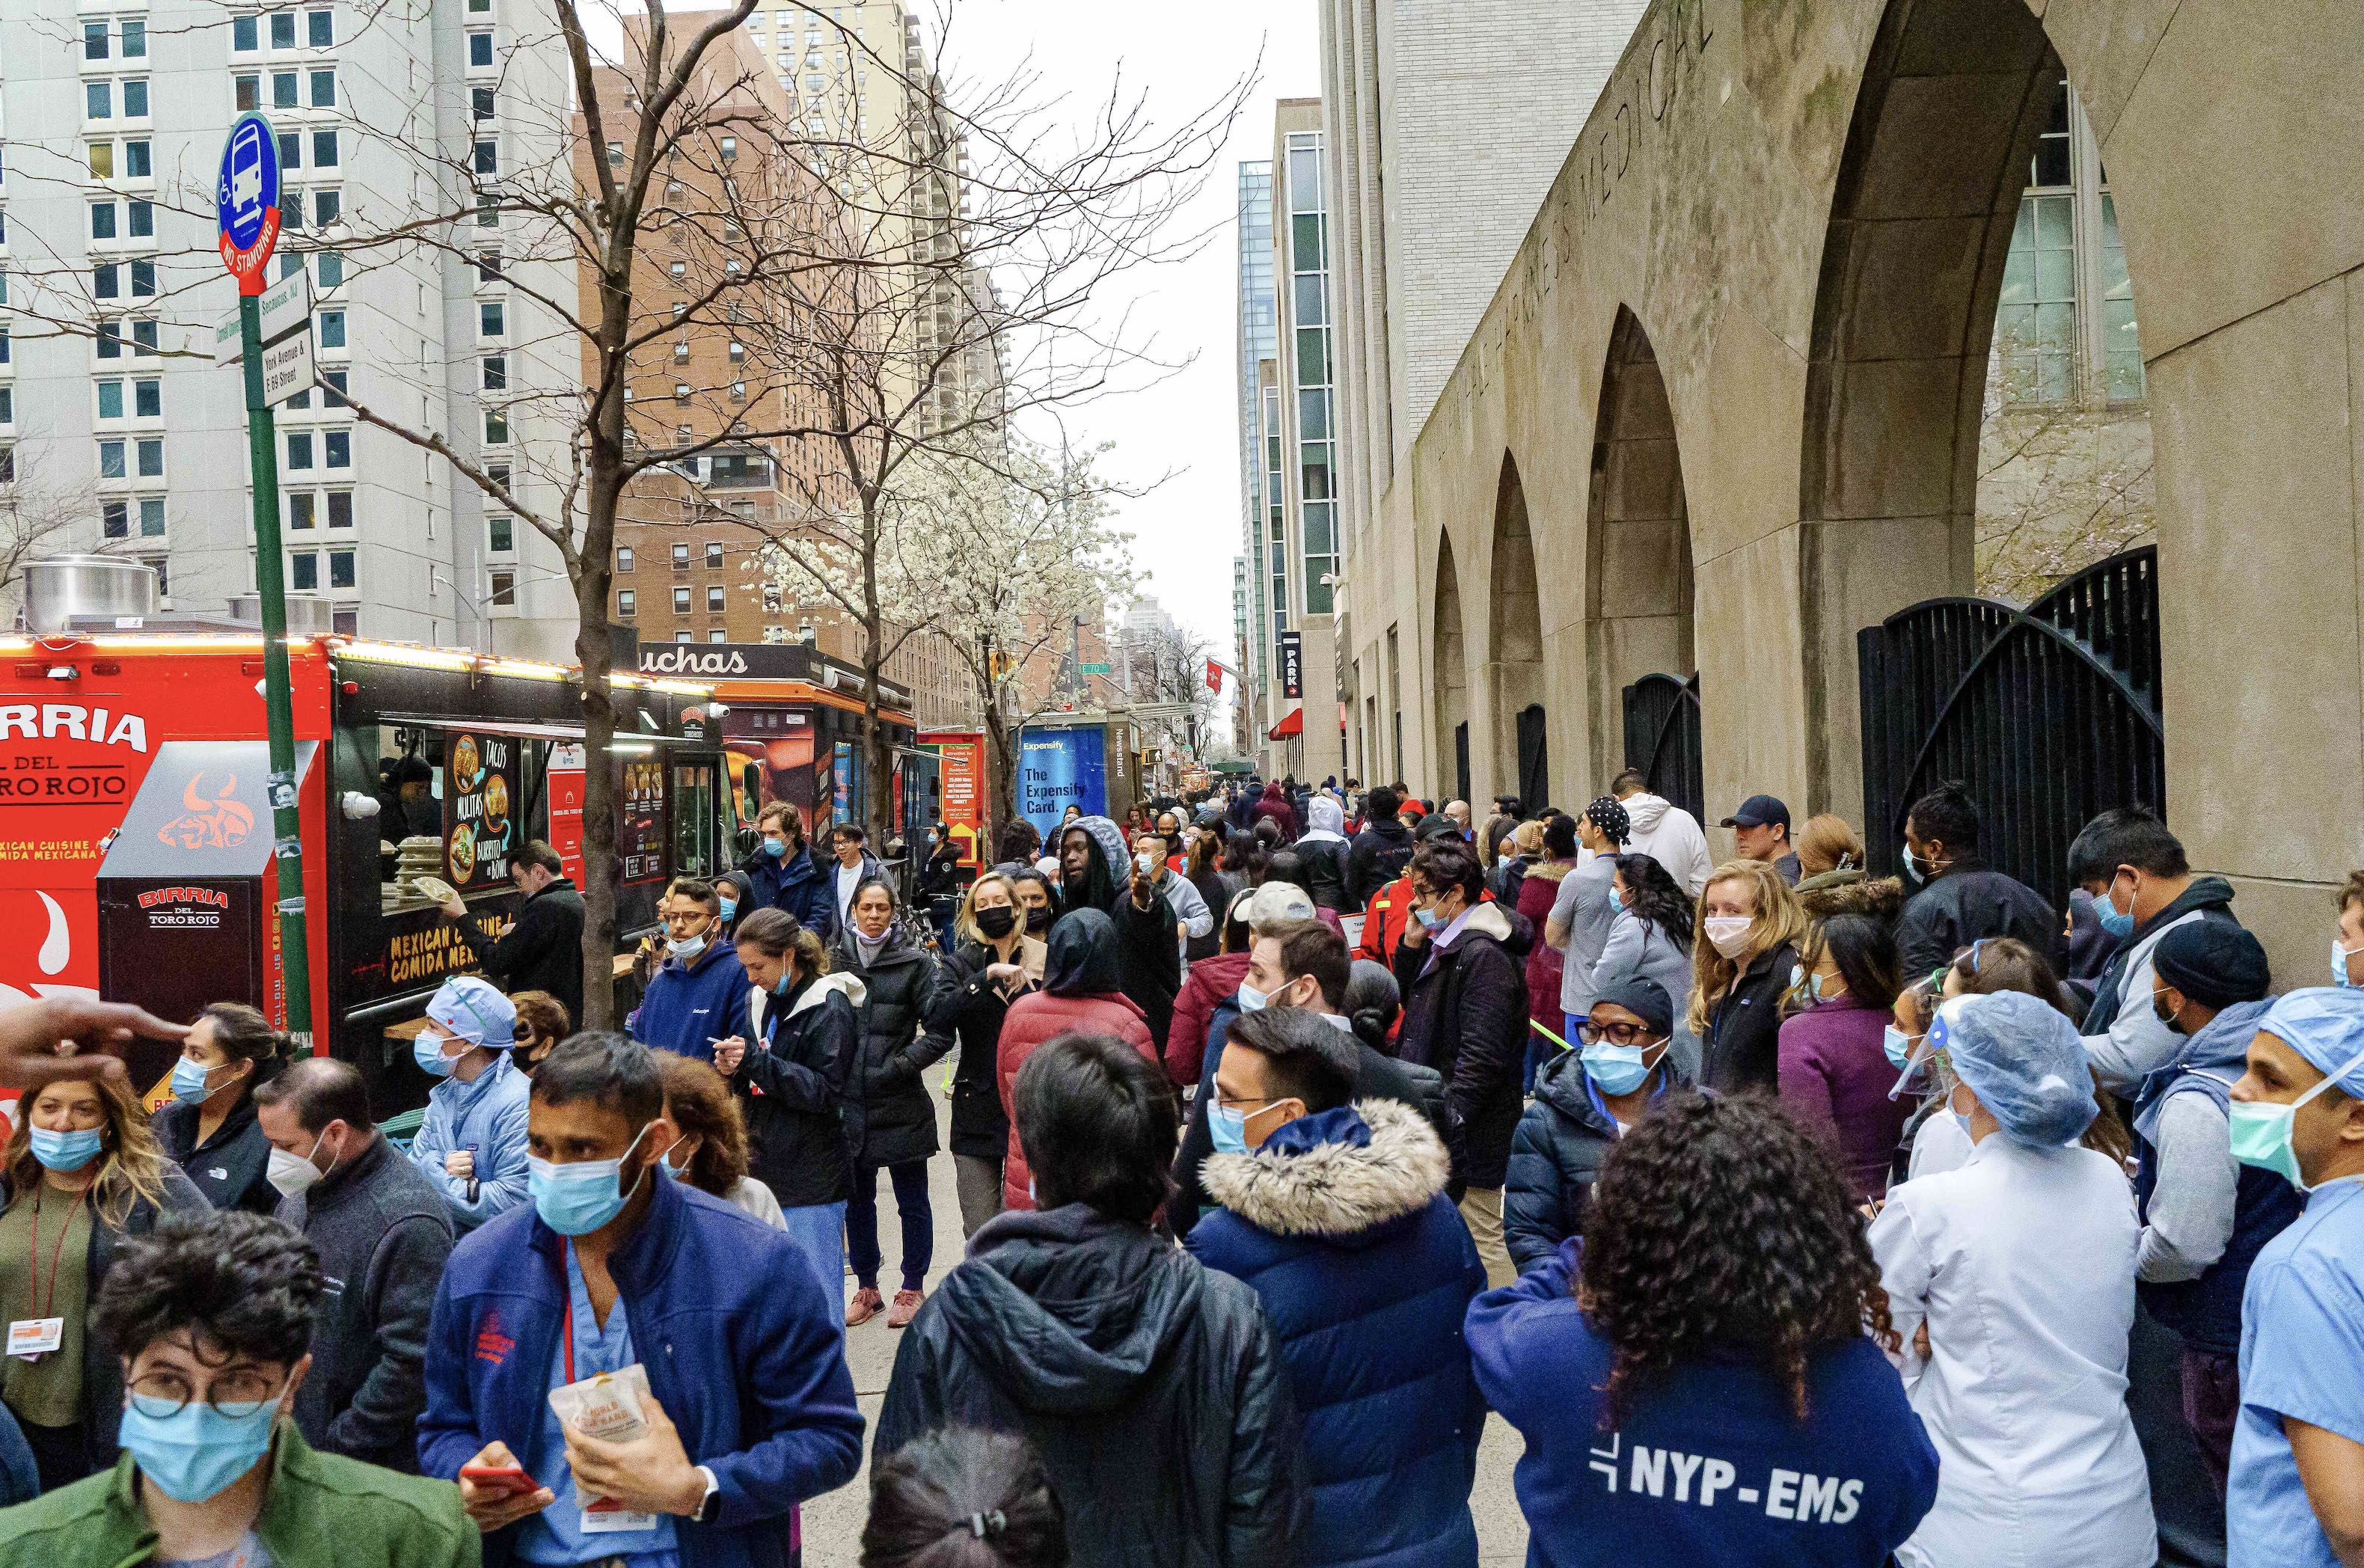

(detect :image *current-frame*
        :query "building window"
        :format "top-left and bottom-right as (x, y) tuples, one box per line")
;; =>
(673, 382), (690, 405)
(475, 251), (501, 283)
(310, 69), (336, 107)
(308, 9), (333, 48)
(671, 543), (690, 569)
(616, 546), (634, 572)
(102, 500), (128, 538)
(126, 139), (150, 178)
(134, 379), (159, 418)
(617, 589), (636, 616)
(87, 82), (112, 120)
(272, 72), (298, 108)
(479, 301), (504, 337)
(704, 541), (723, 567)
(317, 310), (346, 349)
(88, 142), (113, 179)
(313, 130), (339, 168)
(327, 490), (352, 527)
(322, 370), (347, 408)
(328, 548), (355, 589)
(291, 551), (318, 590)
(719, 135), (737, 162)
(290, 492), (316, 530)
(705, 585), (726, 613)
(483, 409), (508, 444)
(481, 355), (506, 391)
(234, 76), (258, 111)
(316, 252), (343, 288)
(489, 569), (516, 607)
(132, 319), (158, 355)
(127, 200), (152, 239)
(474, 139), (498, 177)
(672, 586), (692, 613)
(324, 430), (350, 468)
(279, 130), (301, 171)
(673, 631), (693, 644)
(136, 438), (160, 477)
(472, 86), (497, 121)
(139, 496), (163, 536)
(233, 14), (257, 51)
(90, 203), (117, 241)
(489, 514), (512, 551)
(287, 432), (314, 470)
(270, 11), (296, 49)
(468, 30), (493, 67)
(313, 189), (340, 227)
(132, 260), (154, 297)
(96, 381), (123, 420)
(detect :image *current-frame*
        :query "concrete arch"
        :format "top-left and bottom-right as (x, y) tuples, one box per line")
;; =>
(1347, 0), (2364, 964)
(1432, 530), (1472, 804)
(1486, 453), (1547, 805)
(1585, 307), (1695, 789)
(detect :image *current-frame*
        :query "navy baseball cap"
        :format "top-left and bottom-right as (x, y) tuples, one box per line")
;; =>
(1721, 794), (1790, 831)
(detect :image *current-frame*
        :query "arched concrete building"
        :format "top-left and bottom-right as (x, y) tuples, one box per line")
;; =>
(1344, 0), (2364, 966)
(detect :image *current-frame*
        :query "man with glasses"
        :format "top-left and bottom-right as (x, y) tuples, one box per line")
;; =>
(0, 1210), (476, 1566)
(627, 877), (751, 1064)
(1504, 978), (1683, 1273)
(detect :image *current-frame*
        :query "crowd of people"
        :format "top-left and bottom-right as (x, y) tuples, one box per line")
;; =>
(0, 772), (2360, 1568)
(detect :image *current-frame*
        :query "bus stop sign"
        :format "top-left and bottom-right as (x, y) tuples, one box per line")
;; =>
(215, 113), (281, 293)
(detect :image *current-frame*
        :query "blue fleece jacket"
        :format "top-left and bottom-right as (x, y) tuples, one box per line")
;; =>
(407, 1048), (532, 1234)
(419, 1165), (863, 1568)
(1466, 1240), (1938, 1568)
(1188, 1102), (1486, 1568)
(742, 845), (836, 938)
(631, 943), (753, 1062)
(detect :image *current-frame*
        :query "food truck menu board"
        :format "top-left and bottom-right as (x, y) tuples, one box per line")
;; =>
(619, 756), (667, 884)
(443, 731), (518, 892)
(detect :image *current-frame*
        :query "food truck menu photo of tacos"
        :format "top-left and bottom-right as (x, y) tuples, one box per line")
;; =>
(444, 732), (515, 892)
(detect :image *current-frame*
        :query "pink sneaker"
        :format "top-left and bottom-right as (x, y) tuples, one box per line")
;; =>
(846, 1287), (884, 1326)
(886, 1287), (924, 1329)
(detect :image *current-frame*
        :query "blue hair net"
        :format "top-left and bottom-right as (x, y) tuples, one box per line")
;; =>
(1931, 989), (2096, 1147)
(426, 975), (517, 1049)
(2260, 987), (2364, 1096)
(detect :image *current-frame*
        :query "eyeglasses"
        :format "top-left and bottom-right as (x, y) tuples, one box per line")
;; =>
(1576, 1022), (1662, 1047)
(127, 1366), (287, 1418)
(1213, 1092), (1281, 1115)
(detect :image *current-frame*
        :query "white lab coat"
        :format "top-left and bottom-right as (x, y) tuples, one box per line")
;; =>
(1869, 1136), (2154, 1568)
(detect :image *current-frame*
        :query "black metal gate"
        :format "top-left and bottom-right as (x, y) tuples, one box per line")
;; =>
(1857, 546), (2163, 910)
(1621, 673), (1703, 826)
(1453, 723), (1471, 809)
(1516, 704), (1548, 809)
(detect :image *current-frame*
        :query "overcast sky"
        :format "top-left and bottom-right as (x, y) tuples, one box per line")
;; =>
(930, 1), (1322, 656)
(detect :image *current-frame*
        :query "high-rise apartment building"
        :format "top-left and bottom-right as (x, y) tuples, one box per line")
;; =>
(0, 0), (578, 655)
(1234, 159), (1274, 702)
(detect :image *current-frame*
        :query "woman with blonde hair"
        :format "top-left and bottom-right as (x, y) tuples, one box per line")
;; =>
(1689, 859), (1809, 1091)
(922, 872), (1044, 1237)
(656, 1050), (785, 1228)
(0, 1074), (208, 1489)
(1793, 814), (1868, 892)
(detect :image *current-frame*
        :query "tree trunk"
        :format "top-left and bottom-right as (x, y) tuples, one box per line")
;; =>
(574, 454), (624, 1032)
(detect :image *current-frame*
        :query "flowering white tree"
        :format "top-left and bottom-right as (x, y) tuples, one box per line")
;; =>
(888, 437), (1133, 833)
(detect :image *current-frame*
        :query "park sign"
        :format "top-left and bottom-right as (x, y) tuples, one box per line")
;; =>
(215, 112), (281, 293)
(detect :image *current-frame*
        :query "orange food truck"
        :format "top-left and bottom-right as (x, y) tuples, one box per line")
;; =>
(1, 600), (741, 1111)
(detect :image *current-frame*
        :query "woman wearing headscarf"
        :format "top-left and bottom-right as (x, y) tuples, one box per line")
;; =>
(832, 876), (950, 1327)
(993, 908), (1157, 1212)
(1870, 990), (2152, 1568)
(1052, 814), (1182, 1050)
(1292, 795), (1353, 913)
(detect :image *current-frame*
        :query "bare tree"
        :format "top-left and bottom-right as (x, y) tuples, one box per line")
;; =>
(1975, 337), (2155, 605)
(0, 445), (101, 615)
(1123, 617), (1219, 789)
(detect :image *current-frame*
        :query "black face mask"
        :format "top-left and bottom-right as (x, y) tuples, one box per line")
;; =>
(976, 905), (1019, 940)
(1024, 904), (1053, 934)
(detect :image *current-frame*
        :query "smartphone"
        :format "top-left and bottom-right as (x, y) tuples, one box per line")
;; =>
(460, 1463), (540, 1496)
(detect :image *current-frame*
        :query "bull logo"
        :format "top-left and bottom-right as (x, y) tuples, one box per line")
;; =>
(157, 773), (255, 850)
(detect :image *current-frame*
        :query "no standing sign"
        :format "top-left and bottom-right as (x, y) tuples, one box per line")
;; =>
(215, 111), (281, 293)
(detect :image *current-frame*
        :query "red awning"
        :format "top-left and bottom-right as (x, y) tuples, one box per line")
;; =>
(1267, 706), (1305, 740)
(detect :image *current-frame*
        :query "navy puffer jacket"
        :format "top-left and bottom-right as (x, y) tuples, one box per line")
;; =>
(1188, 1101), (1488, 1568)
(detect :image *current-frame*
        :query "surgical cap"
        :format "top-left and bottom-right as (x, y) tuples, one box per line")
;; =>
(426, 975), (518, 1050)
(2259, 987), (2364, 1096)
(1931, 989), (2096, 1147)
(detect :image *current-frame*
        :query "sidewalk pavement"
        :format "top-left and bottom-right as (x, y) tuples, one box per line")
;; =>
(798, 1062), (1531, 1564)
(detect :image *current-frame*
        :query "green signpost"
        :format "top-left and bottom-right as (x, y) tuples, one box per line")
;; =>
(218, 111), (313, 1044)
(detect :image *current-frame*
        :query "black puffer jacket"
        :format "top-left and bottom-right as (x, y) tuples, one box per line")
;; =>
(1503, 1048), (1690, 1273)
(1293, 839), (1352, 913)
(833, 925), (951, 1169)
(1700, 940), (1800, 1093)
(1392, 901), (1534, 1189)
(925, 939), (1032, 1161)
(735, 971), (860, 1207)
(1059, 815), (1182, 1049)
(1345, 817), (1415, 909)
(877, 1204), (1305, 1567)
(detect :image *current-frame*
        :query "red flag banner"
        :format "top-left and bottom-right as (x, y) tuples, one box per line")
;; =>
(1206, 659), (1223, 693)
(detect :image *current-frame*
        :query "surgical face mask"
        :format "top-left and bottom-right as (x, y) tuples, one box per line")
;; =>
(266, 1131), (330, 1199)
(1234, 982), (1267, 1014)
(1414, 906), (1443, 931)
(667, 931), (708, 960)
(28, 1125), (104, 1173)
(1901, 845), (1926, 886)
(1792, 965), (1829, 1006)
(1702, 916), (1754, 960)
(1581, 1040), (1661, 1097)
(170, 1057), (229, 1105)
(975, 905), (1018, 940)
(772, 968), (796, 996)
(1134, 851), (1157, 877)
(2096, 875), (2137, 940)
(1207, 1100), (1249, 1157)
(1947, 1082), (1977, 1143)
(117, 1390), (284, 1503)
(1882, 1026), (1921, 1071)
(2334, 937), (2364, 989)
(717, 897), (738, 921)
(762, 836), (788, 858)
(2229, 1047), (2364, 1190)
(2152, 987), (2187, 1036)
(527, 1123), (653, 1236)
(414, 1030), (464, 1079)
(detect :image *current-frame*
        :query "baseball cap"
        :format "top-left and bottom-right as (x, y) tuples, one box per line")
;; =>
(1721, 794), (1790, 831)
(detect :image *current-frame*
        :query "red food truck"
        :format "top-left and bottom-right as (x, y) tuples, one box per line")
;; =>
(0, 626), (744, 1112)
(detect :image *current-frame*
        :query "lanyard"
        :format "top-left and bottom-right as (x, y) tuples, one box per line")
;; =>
(26, 1187), (79, 1323)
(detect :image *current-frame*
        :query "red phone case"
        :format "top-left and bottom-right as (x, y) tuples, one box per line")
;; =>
(460, 1464), (539, 1495)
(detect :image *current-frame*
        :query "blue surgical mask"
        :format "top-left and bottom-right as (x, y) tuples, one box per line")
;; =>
(718, 898), (738, 921)
(1901, 845), (1926, 885)
(527, 1124), (653, 1236)
(117, 1391), (281, 1503)
(1414, 907), (1442, 931)
(1234, 983), (1267, 1014)
(773, 970), (795, 996)
(1883, 1026), (1919, 1071)
(1581, 1042), (1656, 1097)
(2095, 878), (2136, 940)
(2334, 937), (2363, 989)
(762, 837), (788, 858)
(1207, 1100), (1249, 1157)
(169, 1057), (222, 1104)
(668, 933), (708, 960)
(28, 1126), (103, 1172)
(414, 1031), (462, 1079)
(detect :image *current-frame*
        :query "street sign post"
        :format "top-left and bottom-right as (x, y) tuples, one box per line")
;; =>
(215, 111), (313, 1045)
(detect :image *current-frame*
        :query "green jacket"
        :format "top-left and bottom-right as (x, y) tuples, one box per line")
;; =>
(0, 1418), (478, 1568)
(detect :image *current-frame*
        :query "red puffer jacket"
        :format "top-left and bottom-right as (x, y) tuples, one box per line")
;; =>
(1166, 950), (1251, 1088)
(996, 987), (1158, 1211)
